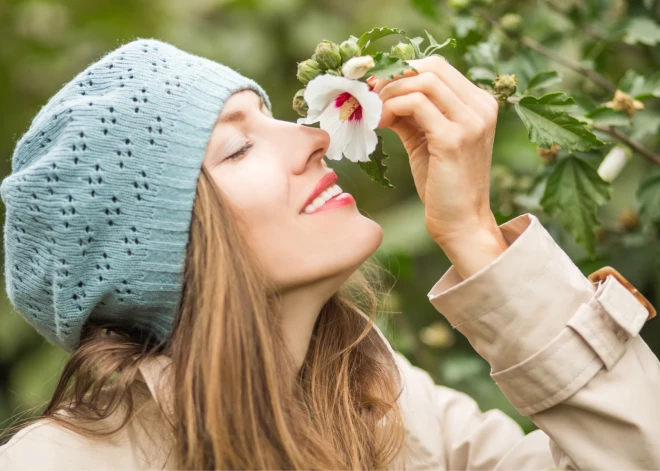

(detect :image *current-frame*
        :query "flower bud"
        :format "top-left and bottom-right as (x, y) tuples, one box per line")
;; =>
(537, 142), (561, 163)
(500, 13), (524, 37)
(341, 55), (376, 80)
(296, 59), (322, 86)
(449, 0), (471, 10)
(597, 145), (632, 182)
(314, 40), (342, 70)
(326, 68), (342, 76)
(292, 89), (308, 117)
(493, 73), (518, 101)
(419, 321), (454, 349)
(390, 42), (415, 61)
(339, 40), (361, 63)
(618, 209), (641, 233)
(603, 89), (645, 118)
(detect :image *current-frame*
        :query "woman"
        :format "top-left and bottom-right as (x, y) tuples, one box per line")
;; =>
(0, 38), (658, 470)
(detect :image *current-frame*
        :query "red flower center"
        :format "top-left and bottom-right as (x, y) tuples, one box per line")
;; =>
(334, 92), (362, 122)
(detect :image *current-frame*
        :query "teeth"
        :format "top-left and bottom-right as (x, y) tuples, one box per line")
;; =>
(303, 184), (343, 214)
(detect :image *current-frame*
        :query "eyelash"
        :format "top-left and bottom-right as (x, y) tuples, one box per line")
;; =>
(225, 141), (254, 161)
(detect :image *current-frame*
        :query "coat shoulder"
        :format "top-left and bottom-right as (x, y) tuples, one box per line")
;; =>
(0, 417), (146, 470)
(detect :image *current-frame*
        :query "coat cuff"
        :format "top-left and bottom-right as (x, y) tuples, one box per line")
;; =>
(427, 213), (649, 415)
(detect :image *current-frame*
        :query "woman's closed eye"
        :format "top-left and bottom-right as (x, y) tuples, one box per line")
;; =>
(225, 141), (254, 162)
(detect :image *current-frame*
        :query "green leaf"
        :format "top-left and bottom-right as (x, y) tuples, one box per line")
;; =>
(465, 35), (500, 74)
(631, 109), (660, 142)
(411, 0), (439, 19)
(618, 69), (660, 101)
(467, 66), (497, 85)
(365, 52), (416, 80)
(623, 17), (660, 46)
(356, 27), (406, 51)
(423, 37), (457, 57)
(514, 92), (605, 152)
(408, 36), (425, 59)
(637, 172), (660, 227)
(525, 71), (562, 94)
(425, 29), (440, 46)
(359, 135), (395, 189)
(584, 107), (632, 126)
(454, 13), (479, 38)
(540, 156), (612, 255)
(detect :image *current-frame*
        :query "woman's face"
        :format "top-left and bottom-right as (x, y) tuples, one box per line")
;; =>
(203, 90), (383, 291)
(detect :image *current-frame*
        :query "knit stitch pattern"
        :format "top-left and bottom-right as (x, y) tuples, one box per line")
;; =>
(1, 38), (272, 352)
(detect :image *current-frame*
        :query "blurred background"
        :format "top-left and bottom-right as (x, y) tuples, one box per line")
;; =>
(0, 0), (658, 437)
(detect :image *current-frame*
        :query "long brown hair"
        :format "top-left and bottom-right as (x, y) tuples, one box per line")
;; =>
(4, 166), (406, 469)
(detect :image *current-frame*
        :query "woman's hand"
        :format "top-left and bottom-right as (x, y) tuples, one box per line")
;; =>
(367, 56), (504, 252)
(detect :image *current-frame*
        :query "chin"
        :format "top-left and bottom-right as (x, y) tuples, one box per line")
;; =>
(352, 216), (383, 259)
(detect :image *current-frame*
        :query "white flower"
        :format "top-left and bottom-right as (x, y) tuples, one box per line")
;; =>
(597, 145), (632, 182)
(341, 55), (375, 80)
(297, 74), (382, 163)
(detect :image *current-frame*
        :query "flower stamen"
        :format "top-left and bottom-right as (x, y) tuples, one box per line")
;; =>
(335, 92), (362, 122)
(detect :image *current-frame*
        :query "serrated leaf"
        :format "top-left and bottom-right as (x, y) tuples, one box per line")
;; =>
(525, 71), (562, 94)
(540, 156), (612, 255)
(465, 35), (500, 74)
(411, 0), (438, 19)
(514, 92), (605, 152)
(584, 107), (632, 126)
(357, 27), (406, 51)
(623, 17), (660, 46)
(637, 172), (660, 227)
(359, 135), (394, 189)
(365, 52), (416, 80)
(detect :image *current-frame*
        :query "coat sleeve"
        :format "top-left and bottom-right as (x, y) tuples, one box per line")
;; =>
(424, 212), (660, 470)
(394, 351), (557, 470)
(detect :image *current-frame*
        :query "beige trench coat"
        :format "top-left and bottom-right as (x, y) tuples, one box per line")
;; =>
(1, 213), (659, 470)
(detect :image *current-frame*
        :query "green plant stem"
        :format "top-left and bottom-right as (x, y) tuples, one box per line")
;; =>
(506, 96), (660, 166)
(476, 9), (618, 93)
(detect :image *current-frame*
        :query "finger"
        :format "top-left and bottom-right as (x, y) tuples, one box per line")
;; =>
(378, 72), (474, 123)
(378, 92), (454, 139)
(407, 57), (499, 116)
(368, 68), (418, 94)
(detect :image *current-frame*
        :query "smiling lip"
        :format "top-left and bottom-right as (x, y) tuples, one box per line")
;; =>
(300, 171), (339, 213)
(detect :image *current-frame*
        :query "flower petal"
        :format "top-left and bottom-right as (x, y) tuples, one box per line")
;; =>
(317, 106), (347, 161)
(343, 120), (377, 163)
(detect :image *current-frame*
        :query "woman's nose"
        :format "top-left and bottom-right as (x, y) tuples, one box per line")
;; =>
(295, 125), (330, 174)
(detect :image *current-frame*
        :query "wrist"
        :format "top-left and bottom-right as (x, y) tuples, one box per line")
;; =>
(437, 225), (509, 281)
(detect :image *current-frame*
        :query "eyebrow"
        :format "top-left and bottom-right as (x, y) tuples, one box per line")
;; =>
(219, 94), (268, 124)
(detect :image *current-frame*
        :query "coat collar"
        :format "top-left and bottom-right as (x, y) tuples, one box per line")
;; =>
(135, 311), (441, 469)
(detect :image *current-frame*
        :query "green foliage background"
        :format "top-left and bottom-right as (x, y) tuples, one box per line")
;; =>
(0, 0), (658, 437)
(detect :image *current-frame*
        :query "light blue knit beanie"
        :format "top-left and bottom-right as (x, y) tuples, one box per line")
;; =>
(1, 38), (272, 353)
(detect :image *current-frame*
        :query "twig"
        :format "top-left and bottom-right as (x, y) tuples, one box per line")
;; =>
(476, 9), (618, 93)
(505, 97), (660, 166)
(521, 36), (617, 93)
(592, 123), (660, 166)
